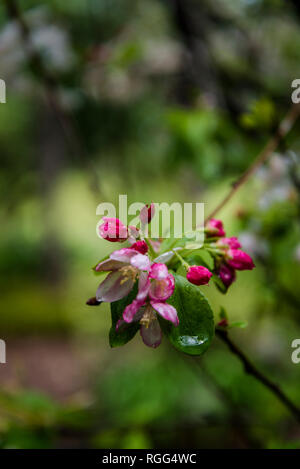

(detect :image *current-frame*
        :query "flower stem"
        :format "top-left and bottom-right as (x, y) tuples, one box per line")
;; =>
(216, 329), (300, 424)
(173, 250), (190, 270)
(205, 247), (223, 256)
(205, 103), (300, 222)
(144, 238), (156, 259)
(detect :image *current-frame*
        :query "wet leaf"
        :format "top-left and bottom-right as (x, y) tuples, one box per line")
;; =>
(163, 273), (214, 356)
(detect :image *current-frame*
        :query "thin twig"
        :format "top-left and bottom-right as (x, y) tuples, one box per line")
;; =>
(192, 360), (263, 448)
(175, 348), (261, 447)
(216, 329), (300, 424)
(206, 103), (300, 222)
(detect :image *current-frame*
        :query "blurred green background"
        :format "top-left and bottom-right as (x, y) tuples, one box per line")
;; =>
(0, 0), (300, 449)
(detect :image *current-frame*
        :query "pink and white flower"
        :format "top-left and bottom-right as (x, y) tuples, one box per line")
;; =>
(94, 248), (151, 302)
(121, 263), (178, 348)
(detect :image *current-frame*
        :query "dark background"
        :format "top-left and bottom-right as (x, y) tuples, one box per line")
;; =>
(0, 0), (300, 449)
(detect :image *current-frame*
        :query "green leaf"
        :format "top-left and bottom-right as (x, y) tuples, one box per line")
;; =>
(229, 321), (248, 329)
(176, 264), (187, 277)
(109, 284), (140, 348)
(184, 250), (213, 270)
(240, 97), (275, 131)
(219, 306), (228, 321)
(212, 273), (227, 294)
(171, 248), (213, 273)
(159, 238), (178, 253)
(163, 273), (214, 356)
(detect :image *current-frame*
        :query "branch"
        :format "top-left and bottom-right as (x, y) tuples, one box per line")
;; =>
(216, 329), (300, 424)
(194, 362), (263, 448)
(206, 103), (300, 222)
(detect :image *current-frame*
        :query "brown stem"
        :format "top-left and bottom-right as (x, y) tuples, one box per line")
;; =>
(206, 103), (300, 222)
(193, 361), (263, 448)
(216, 329), (300, 424)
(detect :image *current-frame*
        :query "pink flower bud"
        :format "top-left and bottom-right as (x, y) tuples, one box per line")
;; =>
(99, 217), (128, 242)
(140, 203), (155, 224)
(186, 265), (212, 286)
(206, 218), (225, 237)
(130, 240), (148, 255)
(218, 263), (236, 288)
(227, 249), (255, 271)
(218, 318), (228, 327)
(217, 236), (241, 249)
(86, 296), (102, 306)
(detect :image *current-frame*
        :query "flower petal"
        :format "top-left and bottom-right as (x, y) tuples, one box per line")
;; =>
(186, 266), (212, 286)
(136, 271), (150, 302)
(128, 225), (140, 244)
(149, 263), (169, 280)
(123, 299), (144, 323)
(150, 240), (161, 253)
(96, 271), (134, 302)
(140, 320), (162, 348)
(140, 203), (155, 225)
(206, 218), (225, 237)
(130, 240), (148, 255)
(130, 253), (151, 271)
(149, 273), (175, 301)
(110, 248), (139, 264)
(99, 217), (128, 242)
(218, 237), (241, 249)
(227, 249), (255, 271)
(151, 301), (179, 326)
(154, 251), (175, 264)
(219, 263), (236, 288)
(94, 258), (125, 272)
(116, 318), (127, 332)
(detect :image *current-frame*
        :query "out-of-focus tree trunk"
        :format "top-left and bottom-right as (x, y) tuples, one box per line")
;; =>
(38, 100), (66, 285)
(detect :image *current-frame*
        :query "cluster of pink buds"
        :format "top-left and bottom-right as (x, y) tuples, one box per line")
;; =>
(207, 219), (255, 289)
(87, 207), (255, 349)
(174, 219), (255, 289)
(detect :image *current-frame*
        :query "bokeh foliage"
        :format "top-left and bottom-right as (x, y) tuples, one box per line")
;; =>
(0, 0), (300, 449)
